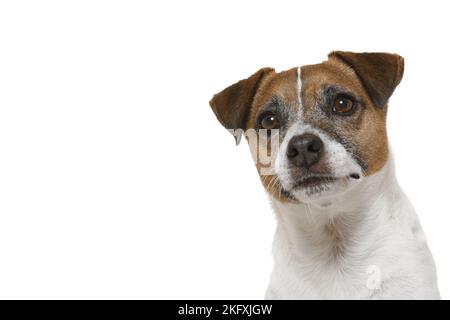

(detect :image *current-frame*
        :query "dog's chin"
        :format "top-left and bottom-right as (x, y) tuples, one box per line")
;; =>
(281, 174), (361, 205)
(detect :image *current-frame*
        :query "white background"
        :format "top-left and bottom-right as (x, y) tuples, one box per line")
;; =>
(0, 0), (449, 299)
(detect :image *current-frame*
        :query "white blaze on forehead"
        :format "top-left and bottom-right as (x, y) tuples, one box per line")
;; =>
(296, 67), (303, 123)
(273, 67), (305, 179)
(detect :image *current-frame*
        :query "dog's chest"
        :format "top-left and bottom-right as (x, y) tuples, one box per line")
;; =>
(270, 257), (376, 299)
(268, 232), (377, 299)
(266, 217), (438, 299)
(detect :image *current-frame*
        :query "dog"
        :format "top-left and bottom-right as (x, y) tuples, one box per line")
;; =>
(209, 51), (440, 299)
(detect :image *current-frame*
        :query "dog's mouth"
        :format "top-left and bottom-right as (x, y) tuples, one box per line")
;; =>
(292, 176), (337, 190)
(279, 173), (361, 200)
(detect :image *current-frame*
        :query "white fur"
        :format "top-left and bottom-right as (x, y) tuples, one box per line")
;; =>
(274, 123), (362, 205)
(296, 67), (303, 120)
(266, 157), (440, 299)
(264, 68), (440, 299)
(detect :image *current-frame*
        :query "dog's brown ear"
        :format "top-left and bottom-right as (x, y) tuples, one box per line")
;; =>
(209, 68), (274, 144)
(328, 51), (404, 108)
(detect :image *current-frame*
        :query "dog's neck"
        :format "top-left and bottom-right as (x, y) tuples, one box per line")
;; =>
(270, 156), (404, 261)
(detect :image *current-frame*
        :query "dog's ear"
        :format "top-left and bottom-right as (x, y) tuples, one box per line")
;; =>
(328, 51), (404, 108)
(209, 67), (274, 145)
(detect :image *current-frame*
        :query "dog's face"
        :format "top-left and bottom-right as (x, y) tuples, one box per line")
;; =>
(210, 51), (404, 205)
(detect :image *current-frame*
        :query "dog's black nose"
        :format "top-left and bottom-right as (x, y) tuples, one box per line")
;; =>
(286, 134), (323, 168)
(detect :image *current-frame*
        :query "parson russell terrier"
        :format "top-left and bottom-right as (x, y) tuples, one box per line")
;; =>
(209, 51), (440, 299)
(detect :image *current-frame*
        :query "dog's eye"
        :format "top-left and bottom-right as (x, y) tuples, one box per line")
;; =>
(260, 113), (280, 130)
(332, 95), (356, 115)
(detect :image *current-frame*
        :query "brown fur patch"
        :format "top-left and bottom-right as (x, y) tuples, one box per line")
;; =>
(247, 68), (299, 126)
(300, 58), (389, 176)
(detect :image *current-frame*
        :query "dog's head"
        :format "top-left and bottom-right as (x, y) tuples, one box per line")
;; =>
(210, 51), (404, 205)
